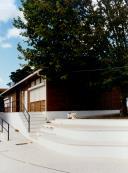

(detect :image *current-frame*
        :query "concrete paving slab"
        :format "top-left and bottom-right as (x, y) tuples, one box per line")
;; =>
(0, 126), (128, 173)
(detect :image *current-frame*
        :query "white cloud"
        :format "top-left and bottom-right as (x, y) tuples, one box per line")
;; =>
(0, 0), (22, 48)
(0, 43), (12, 48)
(0, 0), (27, 24)
(18, 11), (27, 24)
(0, 1), (25, 49)
(0, 0), (18, 22)
(0, 27), (23, 49)
(0, 36), (12, 48)
(7, 27), (22, 39)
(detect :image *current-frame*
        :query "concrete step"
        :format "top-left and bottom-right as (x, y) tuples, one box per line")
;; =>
(28, 112), (45, 114)
(30, 120), (46, 124)
(42, 122), (128, 131)
(21, 120), (46, 127)
(29, 112), (46, 116)
(20, 118), (46, 124)
(20, 112), (46, 134)
(51, 119), (128, 128)
(35, 131), (128, 158)
(29, 129), (42, 134)
(40, 125), (128, 143)
(30, 115), (46, 118)
(29, 114), (46, 116)
(30, 119), (46, 122)
(27, 119), (128, 158)
(23, 121), (45, 126)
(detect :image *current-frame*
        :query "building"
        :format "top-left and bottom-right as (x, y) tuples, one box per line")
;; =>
(1, 69), (121, 113)
(0, 88), (7, 93)
(1, 70), (45, 112)
(0, 88), (7, 112)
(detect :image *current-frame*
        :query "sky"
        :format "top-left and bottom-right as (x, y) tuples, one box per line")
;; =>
(0, 0), (25, 88)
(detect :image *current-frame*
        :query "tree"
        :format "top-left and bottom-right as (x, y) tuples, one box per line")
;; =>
(14, 0), (97, 81)
(96, 0), (128, 115)
(9, 65), (33, 84)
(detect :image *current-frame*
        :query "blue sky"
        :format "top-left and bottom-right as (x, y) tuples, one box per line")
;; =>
(0, 0), (25, 88)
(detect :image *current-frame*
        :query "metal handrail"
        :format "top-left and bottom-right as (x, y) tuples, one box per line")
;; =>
(0, 118), (10, 141)
(23, 105), (30, 132)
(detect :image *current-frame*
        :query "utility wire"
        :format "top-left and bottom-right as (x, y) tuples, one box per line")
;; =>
(73, 65), (128, 73)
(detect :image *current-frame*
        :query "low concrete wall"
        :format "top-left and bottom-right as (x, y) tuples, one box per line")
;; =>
(0, 112), (28, 137)
(0, 110), (120, 135)
(46, 110), (120, 120)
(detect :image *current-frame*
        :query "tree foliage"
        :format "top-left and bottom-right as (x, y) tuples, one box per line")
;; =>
(14, 0), (100, 81)
(97, 0), (128, 114)
(9, 65), (33, 84)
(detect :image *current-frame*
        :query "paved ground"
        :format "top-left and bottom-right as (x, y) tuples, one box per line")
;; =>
(0, 127), (128, 173)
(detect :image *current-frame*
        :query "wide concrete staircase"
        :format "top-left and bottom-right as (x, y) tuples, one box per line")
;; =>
(21, 112), (47, 137)
(29, 119), (128, 158)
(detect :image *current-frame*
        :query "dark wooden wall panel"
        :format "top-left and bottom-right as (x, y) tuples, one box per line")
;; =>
(47, 81), (121, 111)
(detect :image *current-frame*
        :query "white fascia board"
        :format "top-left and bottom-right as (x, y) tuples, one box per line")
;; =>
(28, 82), (46, 91)
(1, 69), (43, 95)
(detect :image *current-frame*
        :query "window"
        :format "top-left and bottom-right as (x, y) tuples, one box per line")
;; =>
(30, 86), (46, 102)
(31, 78), (46, 89)
(36, 78), (40, 85)
(31, 81), (35, 87)
(4, 98), (10, 107)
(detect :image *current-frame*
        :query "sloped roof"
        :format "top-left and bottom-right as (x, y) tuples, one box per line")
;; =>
(1, 69), (42, 95)
(0, 88), (7, 94)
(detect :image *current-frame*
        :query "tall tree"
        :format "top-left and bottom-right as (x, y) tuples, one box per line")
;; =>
(14, 0), (96, 81)
(96, 0), (128, 115)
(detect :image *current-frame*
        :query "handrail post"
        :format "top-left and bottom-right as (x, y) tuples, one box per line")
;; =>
(8, 124), (9, 141)
(1, 119), (3, 133)
(0, 118), (10, 141)
(22, 104), (30, 133)
(28, 115), (30, 132)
